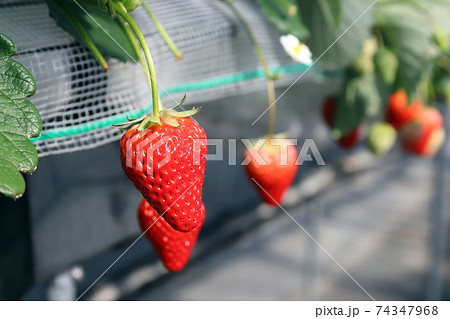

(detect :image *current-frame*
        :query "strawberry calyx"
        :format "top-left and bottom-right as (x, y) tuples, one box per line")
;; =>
(113, 94), (201, 131)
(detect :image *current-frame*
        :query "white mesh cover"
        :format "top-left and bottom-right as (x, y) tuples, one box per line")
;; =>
(1, 0), (314, 156)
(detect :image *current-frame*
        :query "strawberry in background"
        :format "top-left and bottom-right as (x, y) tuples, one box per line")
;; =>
(385, 90), (423, 130)
(243, 138), (298, 206)
(400, 107), (445, 157)
(321, 97), (362, 149)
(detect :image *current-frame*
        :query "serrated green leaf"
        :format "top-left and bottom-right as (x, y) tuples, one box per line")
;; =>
(0, 33), (41, 198)
(0, 35), (16, 57)
(297, 0), (374, 68)
(258, 0), (309, 40)
(46, 0), (137, 62)
(0, 158), (26, 199)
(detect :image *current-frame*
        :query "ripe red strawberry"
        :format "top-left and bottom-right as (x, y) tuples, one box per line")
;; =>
(400, 107), (445, 157)
(321, 98), (362, 149)
(120, 116), (207, 232)
(138, 199), (205, 272)
(335, 127), (363, 149)
(385, 90), (423, 130)
(243, 138), (298, 206)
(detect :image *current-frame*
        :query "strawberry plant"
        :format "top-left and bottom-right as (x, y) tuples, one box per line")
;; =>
(277, 0), (449, 158)
(80, 1), (209, 263)
(0, 33), (42, 199)
(2, 0), (449, 276)
(40, 0), (205, 265)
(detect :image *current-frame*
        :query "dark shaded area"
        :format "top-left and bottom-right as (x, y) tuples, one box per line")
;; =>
(0, 194), (33, 300)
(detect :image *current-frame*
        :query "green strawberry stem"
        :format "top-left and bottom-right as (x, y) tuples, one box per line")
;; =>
(113, 2), (160, 118)
(221, 0), (277, 138)
(372, 26), (383, 49)
(267, 79), (276, 137)
(117, 15), (146, 69)
(48, 0), (109, 71)
(142, 0), (183, 61)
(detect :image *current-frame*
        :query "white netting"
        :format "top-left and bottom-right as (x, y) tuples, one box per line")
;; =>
(1, 0), (314, 156)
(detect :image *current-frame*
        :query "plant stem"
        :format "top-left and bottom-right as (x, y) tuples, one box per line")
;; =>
(113, 2), (160, 118)
(221, 0), (272, 79)
(142, 0), (183, 61)
(267, 79), (276, 137)
(221, 0), (277, 138)
(117, 15), (147, 69)
(49, 0), (108, 71)
(373, 26), (384, 48)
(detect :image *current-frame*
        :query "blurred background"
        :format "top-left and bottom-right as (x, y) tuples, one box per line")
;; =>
(0, 0), (449, 300)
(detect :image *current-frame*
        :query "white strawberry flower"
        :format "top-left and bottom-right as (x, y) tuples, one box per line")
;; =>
(280, 34), (313, 65)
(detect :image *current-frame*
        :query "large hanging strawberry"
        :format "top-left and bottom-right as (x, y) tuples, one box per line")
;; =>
(138, 199), (205, 272)
(108, 2), (207, 232)
(321, 97), (362, 149)
(117, 109), (207, 232)
(243, 138), (298, 206)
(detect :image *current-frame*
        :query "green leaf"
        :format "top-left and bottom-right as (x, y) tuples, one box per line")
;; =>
(46, 0), (137, 62)
(333, 71), (380, 137)
(325, 0), (341, 27)
(374, 1), (438, 96)
(431, 53), (450, 104)
(258, 0), (309, 40)
(0, 33), (42, 198)
(438, 77), (450, 105)
(408, 0), (450, 31)
(297, 0), (374, 68)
